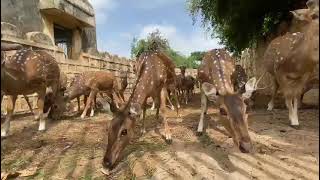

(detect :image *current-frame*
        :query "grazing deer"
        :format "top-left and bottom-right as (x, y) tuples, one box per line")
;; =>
(1, 49), (64, 137)
(64, 71), (124, 119)
(264, 0), (319, 127)
(197, 49), (265, 153)
(44, 71), (68, 119)
(103, 51), (178, 170)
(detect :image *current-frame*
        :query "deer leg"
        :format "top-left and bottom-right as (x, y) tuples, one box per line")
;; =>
(23, 95), (34, 115)
(90, 94), (97, 117)
(37, 91), (47, 131)
(197, 90), (207, 135)
(1, 95), (17, 137)
(141, 103), (147, 134)
(267, 77), (278, 111)
(160, 88), (172, 143)
(166, 94), (175, 110)
(173, 89), (180, 117)
(76, 97), (81, 112)
(151, 97), (156, 111)
(81, 90), (97, 119)
(285, 97), (299, 126)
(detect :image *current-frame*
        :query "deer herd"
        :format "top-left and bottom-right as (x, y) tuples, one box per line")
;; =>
(1, 0), (319, 174)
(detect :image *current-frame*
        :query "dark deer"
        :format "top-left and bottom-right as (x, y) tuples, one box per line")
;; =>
(1, 48), (64, 137)
(264, 0), (319, 127)
(64, 71), (124, 119)
(197, 49), (265, 153)
(103, 51), (178, 171)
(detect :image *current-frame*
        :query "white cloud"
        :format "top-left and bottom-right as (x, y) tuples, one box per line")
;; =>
(134, 0), (184, 9)
(139, 24), (224, 56)
(88, 0), (117, 25)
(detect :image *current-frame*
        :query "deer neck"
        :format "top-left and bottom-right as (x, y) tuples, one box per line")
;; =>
(130, 80), (149, 107)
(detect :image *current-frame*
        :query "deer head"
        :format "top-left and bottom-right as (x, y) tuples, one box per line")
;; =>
(103, 102), (140, 170)
(202, 82), (252, 153)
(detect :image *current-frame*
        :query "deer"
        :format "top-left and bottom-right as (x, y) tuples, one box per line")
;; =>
(118, 69), (129, 101)
(264, 0), (319, 127)
(103, 51), (178, 171)
(1, 42), (35, 115)
(64, 71), (124, 119)
(133, 57), (179, 111)
(197, 49), (266, 153)
(1, 48), (65, 137)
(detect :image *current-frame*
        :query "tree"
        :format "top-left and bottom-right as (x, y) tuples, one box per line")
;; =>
(130, 30), (169, 59)
(188, 0), (307, 55)
(131, 29), (202, 69)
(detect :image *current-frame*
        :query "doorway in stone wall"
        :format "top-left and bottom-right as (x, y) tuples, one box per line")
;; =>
(54, 24), (73, 59)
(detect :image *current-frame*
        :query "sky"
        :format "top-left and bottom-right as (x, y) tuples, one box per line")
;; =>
(88, 0), (223, 58)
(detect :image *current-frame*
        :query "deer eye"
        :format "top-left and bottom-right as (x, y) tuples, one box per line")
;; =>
(121, 129), (127, 136)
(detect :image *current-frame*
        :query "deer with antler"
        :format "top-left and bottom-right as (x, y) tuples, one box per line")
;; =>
(1, 47), (65, 137)
(264, 0), (319, 127)
(64, 71), (124, 119)
(102, 51), (178, 171)
(197, 49), (266, 153)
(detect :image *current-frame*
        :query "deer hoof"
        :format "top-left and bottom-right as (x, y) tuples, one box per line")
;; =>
(80, 114), (86, 119)
(141, 129), (146, 134)
(34, 115), (40, 120)
(170, 106), (175, 110)
(267, 103), (274, 111)
(165, 138), (172, 144)
(196, 131), (203, 136)
(289, 125), (301, 130)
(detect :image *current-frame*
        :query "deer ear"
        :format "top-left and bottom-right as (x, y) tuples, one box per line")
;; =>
(242, 77), (256, 99)
(202, 82), (218, 102)
(245, 77), (256, 91)
(290, 9), (311, 21)
(307, 0), (318, 11)
(130, 103), (142, 116)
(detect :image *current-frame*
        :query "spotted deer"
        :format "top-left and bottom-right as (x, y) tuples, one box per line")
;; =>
(264, 0), (319, 127)
(197, 49), (265, 153)
(103, 51), (178, 171)
(64, 71), (124, 119)
(1, 49), (64, 137)
(133, 57), (179, 111)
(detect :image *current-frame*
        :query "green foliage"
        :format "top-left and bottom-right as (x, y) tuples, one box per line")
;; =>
(188, 0), (305, 55)
(131, 29), (204, 68)
(130, 30), (169, 59)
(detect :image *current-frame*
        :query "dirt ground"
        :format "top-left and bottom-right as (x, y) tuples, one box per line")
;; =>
(1, 93), (319, 180)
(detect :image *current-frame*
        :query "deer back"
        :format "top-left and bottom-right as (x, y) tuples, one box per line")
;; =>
(200, 49), (235, 95)
(2, 49), (60, 94)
